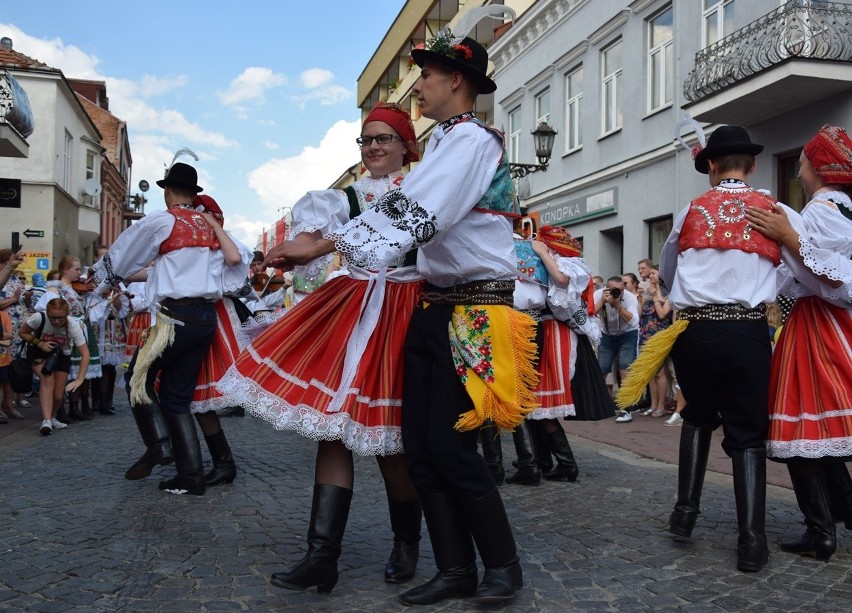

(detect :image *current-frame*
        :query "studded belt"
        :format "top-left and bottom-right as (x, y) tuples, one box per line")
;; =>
(678, 303), (766, 322)
(421, 280), (515, 307)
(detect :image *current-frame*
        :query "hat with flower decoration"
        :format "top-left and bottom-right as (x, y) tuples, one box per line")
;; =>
(411, 6), (515, 95)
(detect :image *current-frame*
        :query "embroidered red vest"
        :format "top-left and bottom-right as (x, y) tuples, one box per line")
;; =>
(678, 186), (780, 265)
(159, 207), (220, 254)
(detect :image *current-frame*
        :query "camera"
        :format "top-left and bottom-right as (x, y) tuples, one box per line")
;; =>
(41, 345), (62, 376)
(609, 287), (622, 299)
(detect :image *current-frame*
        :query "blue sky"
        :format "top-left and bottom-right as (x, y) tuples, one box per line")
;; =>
(1, 0), (404, 247)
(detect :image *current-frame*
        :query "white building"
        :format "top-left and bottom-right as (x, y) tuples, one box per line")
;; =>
(0, 38), (104, 268)
(490, 0), (852, 278)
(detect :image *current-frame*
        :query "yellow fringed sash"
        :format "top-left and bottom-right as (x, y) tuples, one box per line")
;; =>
(129, 313), (176, 406)
(615, 319), (689, 409)
(449, 305), (541, 432)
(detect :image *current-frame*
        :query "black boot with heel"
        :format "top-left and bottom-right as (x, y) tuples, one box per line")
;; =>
(271, 484), (352, 593)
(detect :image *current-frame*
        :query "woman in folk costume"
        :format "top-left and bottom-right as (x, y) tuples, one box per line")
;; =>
(216, 103), (424, 592)
(87, 283), (130, 415)
(534, 227), (612, 475)
(481, 224), (598, 485)
(746, 124), (852, 561)
(123, 280), (150, 358)
(34, 255), (102, 422)
(185, 194), (254, 486)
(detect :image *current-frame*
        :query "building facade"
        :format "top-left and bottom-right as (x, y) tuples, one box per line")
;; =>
(0, 38), (141, 272)
(489, 0), (852, 278)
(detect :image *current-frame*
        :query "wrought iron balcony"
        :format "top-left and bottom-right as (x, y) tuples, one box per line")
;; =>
(684, 0), (852, 103)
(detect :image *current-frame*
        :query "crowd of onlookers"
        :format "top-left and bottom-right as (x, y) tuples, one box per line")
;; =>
(0, 246), (129, 435)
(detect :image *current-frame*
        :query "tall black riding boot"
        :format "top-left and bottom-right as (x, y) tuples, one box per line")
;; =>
(461, 488), (523, 605)
(67, 398), (85, 422)
(203, 430), (237, 486)
(99, 393), (115, 415)
(158, 412), (205, 496)
(505, 421), (541, 486)
(732, 448), (769, 572)
(781, 468), (836, 561)
(271, 484), (352, 593)
(384, 497), (422, 583)
(80, 391), (94, 420)
(398, 492), (478, 606)
(125, 402), (174, 480)
(823, 462), (852, 529)
(669, 421), (713, 537)
(530, 420), (554, 473)
(479, 421), (505, 485)
(542, 427), (579, 482)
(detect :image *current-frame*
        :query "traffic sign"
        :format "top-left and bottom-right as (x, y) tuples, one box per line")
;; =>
(23, 229), (44, 238)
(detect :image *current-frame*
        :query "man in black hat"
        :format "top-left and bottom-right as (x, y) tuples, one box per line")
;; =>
(265, 16), (531, 607)
(93, 159), (248, 496)
(658, 125), (782, 572)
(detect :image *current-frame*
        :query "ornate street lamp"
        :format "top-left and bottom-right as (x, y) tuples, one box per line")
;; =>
(509, 121), (558, 179)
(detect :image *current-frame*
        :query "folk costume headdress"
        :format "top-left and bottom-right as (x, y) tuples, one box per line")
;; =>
(410, 5), (516, 95)
(156, 147), (203, 193)
(364, 102), (420, 164)
(193, 194), (224, 226)
(537, 225), (582, 258)
(692, 125), (763, 174)
(803, 125), (852, 184)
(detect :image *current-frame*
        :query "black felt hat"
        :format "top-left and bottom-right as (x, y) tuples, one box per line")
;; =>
(156, 162), (203, 193)
(411, 36), (496, 95)
(694, 125), (764, 174)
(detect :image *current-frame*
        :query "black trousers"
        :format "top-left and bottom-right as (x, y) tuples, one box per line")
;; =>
(130, 301), (216, 416)
(671, 319), (770, 455)
(402, 302), (496, 498)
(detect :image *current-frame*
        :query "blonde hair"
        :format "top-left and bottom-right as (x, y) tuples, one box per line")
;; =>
(58, 255), (80, 277)
(766, 302), (782, 329)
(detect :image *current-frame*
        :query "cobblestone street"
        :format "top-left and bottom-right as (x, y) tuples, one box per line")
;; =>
(1, 399), (850, 612)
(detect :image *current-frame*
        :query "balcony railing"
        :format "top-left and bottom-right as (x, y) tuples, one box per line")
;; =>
(684, 0), (852, 103)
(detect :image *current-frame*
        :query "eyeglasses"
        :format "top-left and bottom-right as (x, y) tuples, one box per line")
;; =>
(48, 315), (68, 322)
(356, 134), (402, 147)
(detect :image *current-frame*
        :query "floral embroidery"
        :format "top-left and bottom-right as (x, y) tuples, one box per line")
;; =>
(449, 307), (495, 386)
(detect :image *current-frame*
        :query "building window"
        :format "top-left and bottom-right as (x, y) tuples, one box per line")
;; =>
(601, 39), (623, 135)
(63, 131), (73, 191)
(648, 215), (673, 264)
(508, 107), (522, 163)
(86, 150), (96, 181)
(778, 151), (805, 212)
(648, 7), (673, 112)
(564, 66), (583, 152)
(703, 0), (735, 47)
(534, 89), (550, 126)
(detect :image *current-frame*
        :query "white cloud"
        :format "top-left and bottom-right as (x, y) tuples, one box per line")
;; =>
(224, 214), (268, 251)
(248, 119), (361, 215)
(292, 84), (351, 108)
(218, 67), (286, 106)
(300, 68), (333, 89)
(263, 141), (279, 150)
(1, 23), (237, 149)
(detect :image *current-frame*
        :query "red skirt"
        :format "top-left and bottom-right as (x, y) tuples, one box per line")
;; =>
(125, 312), (151, 356)
(190, 299), (245, 413)
(766, 296), (852, 460)
(216, 275), (423, 456)
(530, 318), (575, 419)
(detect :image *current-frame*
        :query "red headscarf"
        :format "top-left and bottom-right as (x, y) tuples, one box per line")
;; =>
(364, 102), (419, 164)
(193, 194), (225, 226)
(538, 225), (582, 258)
(803, 125), (852, 184)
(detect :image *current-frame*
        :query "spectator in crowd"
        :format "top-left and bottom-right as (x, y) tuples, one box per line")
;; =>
(594, 276), (640, 422)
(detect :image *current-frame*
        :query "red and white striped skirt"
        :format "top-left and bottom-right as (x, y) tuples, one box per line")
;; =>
(125, 312), (151, 357)
(190, 299), (246, 413)
(529, 318), (576, 420)
(216, 274), (423, 456)
(766, 296), (852, 460)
